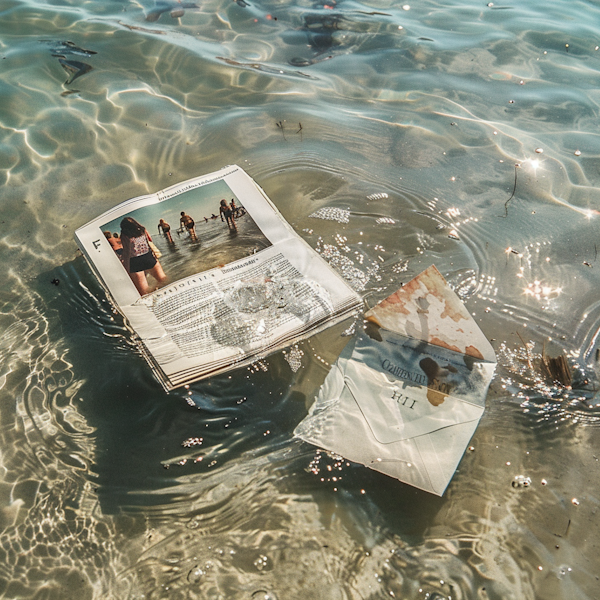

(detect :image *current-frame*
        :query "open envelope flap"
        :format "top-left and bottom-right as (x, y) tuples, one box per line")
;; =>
(294, 361), (482, 495)
(340, 330), (490, 443)
(364, 265), (496, 364)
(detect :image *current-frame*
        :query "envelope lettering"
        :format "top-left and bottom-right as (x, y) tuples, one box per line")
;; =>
(381, 359), (427, 385)
(392, 389), (417, 409)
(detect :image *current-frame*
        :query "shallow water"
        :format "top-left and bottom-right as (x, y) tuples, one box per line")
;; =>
(1, 0), (600, 597)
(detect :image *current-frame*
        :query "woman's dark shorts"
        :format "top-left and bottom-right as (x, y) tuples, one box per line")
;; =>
(129, 250), (157, 273)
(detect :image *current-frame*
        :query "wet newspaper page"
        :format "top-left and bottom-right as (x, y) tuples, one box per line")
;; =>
(75, 165), (362, 389)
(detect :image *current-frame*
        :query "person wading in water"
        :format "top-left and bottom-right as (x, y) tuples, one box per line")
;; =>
(158, 218), (174, 243)
(180, 211), (198, 241)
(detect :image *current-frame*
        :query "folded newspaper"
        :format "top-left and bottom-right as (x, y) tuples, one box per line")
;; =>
(75, 165), (362, 390)
(295, 265), (497, 495)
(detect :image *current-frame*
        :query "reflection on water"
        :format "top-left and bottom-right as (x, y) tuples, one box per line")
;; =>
(1, 0), (600, 597)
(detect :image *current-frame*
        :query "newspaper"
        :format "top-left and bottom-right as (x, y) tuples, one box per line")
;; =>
(75, 165), (362, 390)
(295, 266), (497, 495)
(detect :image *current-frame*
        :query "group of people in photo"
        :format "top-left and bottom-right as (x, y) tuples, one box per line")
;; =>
(103, 198), (246, 296)
(156, 211), (197, 242)
(156, 198), (243, 243)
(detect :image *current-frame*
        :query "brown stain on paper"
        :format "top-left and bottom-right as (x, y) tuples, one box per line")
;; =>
(429, 337), (485, 360)
(426, 387), (447, 406)
(420, 357), (451, 406)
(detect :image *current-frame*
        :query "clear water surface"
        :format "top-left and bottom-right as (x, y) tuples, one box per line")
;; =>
(1, 0), (600, 597)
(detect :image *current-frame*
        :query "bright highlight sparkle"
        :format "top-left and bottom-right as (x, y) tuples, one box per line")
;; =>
(524, 280), (562, 300)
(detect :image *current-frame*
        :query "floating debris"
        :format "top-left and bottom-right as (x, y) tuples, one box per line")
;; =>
(308, 207), (350, 223)
(275, 120), (286, 140)
(59, 58), (92, 85)
(500, 163), (521, 217)
(574, 150), (582, 156)
(512, 475), (532, 488)
(288, 55), (333, 67)
(146, 2), (199, 22)
(287, 11), (345, 66)
(541, 346), (572, 386)
(535, 148), (544, 153)
(448, 229), (460, 240)
(48, 40), (97, 57)
(117, 20), (166, 34)
(41, 40), (97, 88)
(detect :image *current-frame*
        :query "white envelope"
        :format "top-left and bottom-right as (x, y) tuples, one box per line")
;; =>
(295, 265), (497, 496)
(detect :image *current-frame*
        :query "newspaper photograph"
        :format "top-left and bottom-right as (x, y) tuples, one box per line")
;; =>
(98, 177), (272, 294)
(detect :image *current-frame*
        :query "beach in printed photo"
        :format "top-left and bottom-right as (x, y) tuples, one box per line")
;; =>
(100, 179), (272, 288)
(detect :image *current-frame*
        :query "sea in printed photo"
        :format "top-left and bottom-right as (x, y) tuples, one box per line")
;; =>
(1, 0), (599, 597)
(101, 178), (271, 284)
